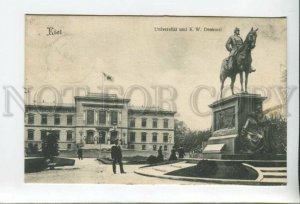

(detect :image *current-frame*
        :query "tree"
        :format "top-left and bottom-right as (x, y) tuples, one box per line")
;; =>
(42, 131), (59, 161)
(264, 114), (287, 154)
(174, 119), (212, 152)
(174, 119), (189, 146)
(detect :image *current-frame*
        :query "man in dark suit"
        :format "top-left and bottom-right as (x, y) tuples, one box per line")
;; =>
(111, 139), (125, 174)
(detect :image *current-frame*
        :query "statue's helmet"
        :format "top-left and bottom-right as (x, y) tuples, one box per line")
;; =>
(234, 27), (240, 33)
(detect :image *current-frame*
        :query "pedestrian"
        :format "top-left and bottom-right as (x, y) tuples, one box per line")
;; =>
(157, 146), (164, 162)
(111, 139), (125, 174)
(178, 145), (185, 158)
(169, 146), (177, 161)
(77, 146), (83, 160)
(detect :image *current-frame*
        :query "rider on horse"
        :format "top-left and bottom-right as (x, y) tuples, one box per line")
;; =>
(225, 27), (256, 73)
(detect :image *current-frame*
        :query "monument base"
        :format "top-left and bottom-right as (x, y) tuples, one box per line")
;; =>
(203, 93), (267, 159)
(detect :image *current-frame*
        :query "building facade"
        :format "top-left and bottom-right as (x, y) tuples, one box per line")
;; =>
(25, 93), (176, 152)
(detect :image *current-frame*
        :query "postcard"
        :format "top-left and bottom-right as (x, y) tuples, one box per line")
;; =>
(24, 15), (287, 185)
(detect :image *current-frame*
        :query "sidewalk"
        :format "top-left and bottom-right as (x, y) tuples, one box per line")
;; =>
(25, 158), (204, 184)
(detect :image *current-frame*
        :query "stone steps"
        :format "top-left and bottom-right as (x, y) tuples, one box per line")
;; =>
(257, 166), (287, 184)
(82, 144), (113, 149)
(261, 177), (287, 183)
(262, 172), (286, 178)
(259, 167), (287, 172)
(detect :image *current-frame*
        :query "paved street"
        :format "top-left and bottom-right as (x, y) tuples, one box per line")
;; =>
(25, 158), (204, 184)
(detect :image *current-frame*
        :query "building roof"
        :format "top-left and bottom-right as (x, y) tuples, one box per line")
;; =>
(75, 93), (130, 103)
(128, 105), (176, 115)
(25, 103), (75, 112)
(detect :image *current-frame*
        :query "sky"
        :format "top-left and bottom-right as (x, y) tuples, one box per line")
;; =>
(25, 15), (287, 130)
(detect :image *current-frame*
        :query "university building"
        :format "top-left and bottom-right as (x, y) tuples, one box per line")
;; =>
(25, 93), (176, 152)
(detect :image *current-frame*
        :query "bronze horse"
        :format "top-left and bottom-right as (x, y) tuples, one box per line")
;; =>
(220, 28), (258, 98)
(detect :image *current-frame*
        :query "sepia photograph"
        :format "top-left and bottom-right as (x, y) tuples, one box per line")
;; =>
(24, 15), (288, 185)
(0, 0), (298, 203)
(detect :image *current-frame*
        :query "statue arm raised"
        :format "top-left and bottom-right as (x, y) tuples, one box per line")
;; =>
(225, 37), (232, 52)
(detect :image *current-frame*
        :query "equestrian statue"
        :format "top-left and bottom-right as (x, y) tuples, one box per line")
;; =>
(220, 27), (258, 98)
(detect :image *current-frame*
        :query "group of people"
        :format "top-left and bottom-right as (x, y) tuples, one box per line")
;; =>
(168, 145), (186, 161)
(77, 140), (187, 174)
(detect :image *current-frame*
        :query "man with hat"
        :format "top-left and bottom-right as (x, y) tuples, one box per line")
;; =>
(111, 139), (125, 174)
(225, 27), (256, 72)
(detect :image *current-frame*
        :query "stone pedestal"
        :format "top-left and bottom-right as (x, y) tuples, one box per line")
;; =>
(203, 93), (266, 158)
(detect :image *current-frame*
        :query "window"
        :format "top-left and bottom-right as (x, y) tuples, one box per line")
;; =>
(129, 118), (135, 127)
(130, 132), (136, 142)
(163, 133), (169, 142)
(153, 145), (157, 151)
(99, 111), (106, 124)
(67, 144), (72, 149)
(141, 118), (147, 127)
(40, 130), (47, 141)
(111, 111), (118, 125)
(164, 145), (168, 151)
(141, 132), (147, 142)
(152, 118), (158, 128)
(27, 129), (34, 140)
(41, 114), (47, 125)
(129, 144), (135, 149)
(67, 115), (73, 125)
(67, 131), (72, 141)
(28, 114), (34, 124)
(163, 119), (169, 128)
(87, 110), (94, 125)
(142, 145), (146, 150)
(54, 114), (60, 125)
(152, 133), (157, 142)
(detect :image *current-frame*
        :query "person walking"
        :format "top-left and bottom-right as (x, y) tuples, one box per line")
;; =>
(157, 146), (164, 162)
(178, 145), (185, 158)
(111, 139), (125, 174)
(169, 146), (177, 161)
(77, 146), (83, 160)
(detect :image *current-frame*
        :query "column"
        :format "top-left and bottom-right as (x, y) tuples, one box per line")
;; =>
(106, 111), (110, 126)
